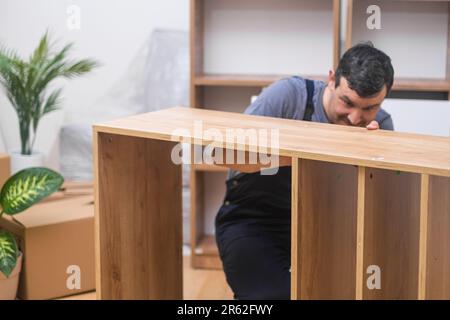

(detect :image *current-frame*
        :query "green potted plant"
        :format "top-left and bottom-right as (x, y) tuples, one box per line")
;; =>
(0, 32), (99, 173)
(0, 167), (63, 299)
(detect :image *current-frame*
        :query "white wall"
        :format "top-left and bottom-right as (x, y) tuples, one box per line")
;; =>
(0, 0), (189, 168)
(382, 99), (450, 137)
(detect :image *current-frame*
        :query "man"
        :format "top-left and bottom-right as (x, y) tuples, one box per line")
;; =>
(214, 43), (395, 299)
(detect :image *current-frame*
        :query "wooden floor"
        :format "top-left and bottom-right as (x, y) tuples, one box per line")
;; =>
(60, 256), (234, 300)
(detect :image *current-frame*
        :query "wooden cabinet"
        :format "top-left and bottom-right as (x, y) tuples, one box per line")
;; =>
(94, 107), (450, 299)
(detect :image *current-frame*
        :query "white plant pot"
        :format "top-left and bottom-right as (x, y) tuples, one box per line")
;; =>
(10, 151), (45, 174)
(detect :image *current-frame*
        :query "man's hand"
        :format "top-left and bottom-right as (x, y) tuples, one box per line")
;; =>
(366, 120), (380, 130)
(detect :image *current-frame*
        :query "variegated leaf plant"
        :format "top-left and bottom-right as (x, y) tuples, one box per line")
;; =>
(0, 167), (63, 277)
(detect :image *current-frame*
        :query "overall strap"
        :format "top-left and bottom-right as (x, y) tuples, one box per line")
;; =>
(303, 79), (315, 121)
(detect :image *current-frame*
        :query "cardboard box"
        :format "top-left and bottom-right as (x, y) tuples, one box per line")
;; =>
(0, 153), (10, 187)
(0, 195), (95, 300)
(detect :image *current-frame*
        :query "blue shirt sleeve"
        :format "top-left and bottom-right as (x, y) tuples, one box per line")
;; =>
(244, 78), (302, 119)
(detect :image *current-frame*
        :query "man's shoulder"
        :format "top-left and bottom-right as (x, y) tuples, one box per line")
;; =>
(261, 76), (326, 107)
(244, 76), (325, 119)
(244, 76), (304, 118)
(275, 75), (325, 90)
(266, 76), (305, 95)
(255, 75), (325, 98)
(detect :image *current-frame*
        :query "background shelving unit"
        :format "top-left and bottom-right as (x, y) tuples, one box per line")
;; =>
(189, 0), (341, 269)
(346, 0), (450, 99)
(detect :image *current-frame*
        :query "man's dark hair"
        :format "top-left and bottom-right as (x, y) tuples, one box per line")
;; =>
(335, 42), (394, 97)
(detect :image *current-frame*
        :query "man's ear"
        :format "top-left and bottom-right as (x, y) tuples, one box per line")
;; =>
(327, 70), (336, 89)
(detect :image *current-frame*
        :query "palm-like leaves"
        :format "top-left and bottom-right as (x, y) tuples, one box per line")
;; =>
(0, 32), (99, 155)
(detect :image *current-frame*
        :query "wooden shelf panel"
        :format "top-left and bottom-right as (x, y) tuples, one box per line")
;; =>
(195, 74), (450, 92)
(363, 168), (421, 299)
(194, 74), (328, 87)
(392, 78), (450, 92)
(425, 175), (450, 299)
(292, 159), (359, 299)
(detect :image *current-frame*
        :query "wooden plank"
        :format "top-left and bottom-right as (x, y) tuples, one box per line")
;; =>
(93, 130), (102, 300)
(418, 174), (429, 300)
(194, 74), (327, 87)
(345, 0), (353, 50)
(356, 166), (366, 300)
(190, 0), (204, 108)
(363, 168), (421, 299)
(393, 78), (450, 92)
(192, 0), (203, 77)
(189, 0), (208, 272)
(425, 176), (450, 299)
(190, 164), (205, 268)
(291, 157), (300, 300)
(192, 86), (204, 109)
(94, 107), (450, 177)
(95, 133), (182, 299)
(297, 160), (358, 299)
(333, 0), (341, 68)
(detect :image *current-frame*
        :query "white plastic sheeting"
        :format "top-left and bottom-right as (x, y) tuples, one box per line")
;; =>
(60, 29), (191, 243)
(60, 123), (93, 181)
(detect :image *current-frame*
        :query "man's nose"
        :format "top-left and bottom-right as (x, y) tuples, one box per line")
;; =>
(347, 109), (363, 126)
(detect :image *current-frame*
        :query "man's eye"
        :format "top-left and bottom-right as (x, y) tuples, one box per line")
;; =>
(342, 100), (352, 107)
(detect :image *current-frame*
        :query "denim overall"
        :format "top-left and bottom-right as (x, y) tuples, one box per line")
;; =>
(214, 79), (316, 299)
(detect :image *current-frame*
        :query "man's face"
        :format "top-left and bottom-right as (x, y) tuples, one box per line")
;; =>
(326, 71), (387, 127)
